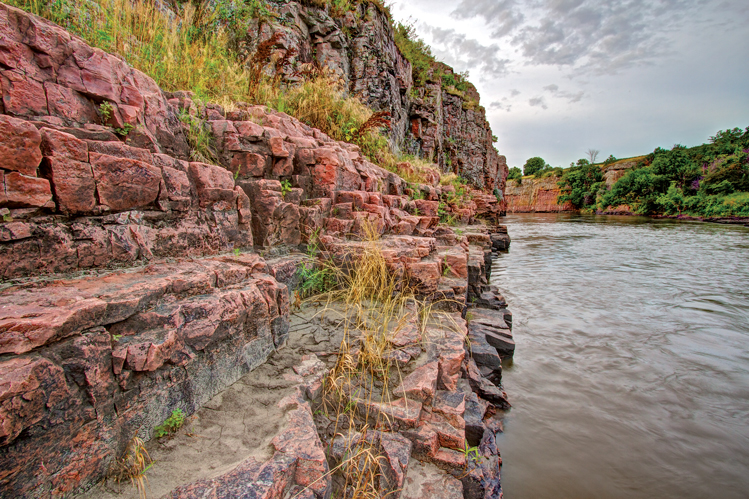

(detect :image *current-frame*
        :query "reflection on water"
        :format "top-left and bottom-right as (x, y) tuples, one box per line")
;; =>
(491, 213), (749, 499)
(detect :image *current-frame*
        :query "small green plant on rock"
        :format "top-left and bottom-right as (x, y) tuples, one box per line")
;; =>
(154, 409), (185, 439)
(280, 179), (292, 198)
(113, 123), (135, 137)
(99, 101), (113, 123)
(98, 101), (134, 137)
(460, 439), (481, 464)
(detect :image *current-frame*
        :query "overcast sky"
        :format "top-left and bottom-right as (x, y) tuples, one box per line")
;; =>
(388, 0), (749, 169)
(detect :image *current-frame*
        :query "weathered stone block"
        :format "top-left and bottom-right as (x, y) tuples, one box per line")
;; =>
(3, 171), (52, 208)
(41, 157), (96, 213)
(0, 114), (42, 175)
(90, 152), (161, 211)
(188, 161), (236, 208)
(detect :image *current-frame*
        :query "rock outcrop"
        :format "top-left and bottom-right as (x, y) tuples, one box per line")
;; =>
(505, 176), (574, 213)
(0, 3), (510, 497)
(244, 1), (508, 191)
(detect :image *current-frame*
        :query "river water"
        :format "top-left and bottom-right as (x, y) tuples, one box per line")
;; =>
(490, 213), (749, 499)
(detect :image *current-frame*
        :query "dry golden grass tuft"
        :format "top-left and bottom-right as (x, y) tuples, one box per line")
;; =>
(110, 433), (153, 499)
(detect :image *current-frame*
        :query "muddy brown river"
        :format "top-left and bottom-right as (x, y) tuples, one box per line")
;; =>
(491, 213), (749, 498)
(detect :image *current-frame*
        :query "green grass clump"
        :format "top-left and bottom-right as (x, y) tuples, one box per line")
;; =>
(153, 409), (186, 439)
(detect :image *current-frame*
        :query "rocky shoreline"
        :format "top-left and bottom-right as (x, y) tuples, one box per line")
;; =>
(0, 3), (513, 497)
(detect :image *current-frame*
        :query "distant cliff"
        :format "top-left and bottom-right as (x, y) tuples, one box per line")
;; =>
(505, 176), (572, 213)
(505, 157), (642, 213)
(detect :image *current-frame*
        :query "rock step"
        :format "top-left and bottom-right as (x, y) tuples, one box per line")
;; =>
(0, 252), (291, 497)
(166, 390), (330, 499)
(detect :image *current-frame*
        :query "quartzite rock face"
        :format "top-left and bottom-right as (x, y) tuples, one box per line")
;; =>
(236, 1), (507, 192)
(0, 254), (289, 498)
(505, 175), (574, 213)
(0, 3), (512, 497)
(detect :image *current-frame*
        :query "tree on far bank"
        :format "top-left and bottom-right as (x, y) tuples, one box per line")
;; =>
(523, 157), (547, 176)
(507, 166), (522, 180)
(586, 149), (600, 164)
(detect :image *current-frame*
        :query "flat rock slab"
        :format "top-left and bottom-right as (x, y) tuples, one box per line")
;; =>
(401, 460), (463, 499)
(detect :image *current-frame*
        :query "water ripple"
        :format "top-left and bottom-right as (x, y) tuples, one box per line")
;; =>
(492, 213), (749, 499)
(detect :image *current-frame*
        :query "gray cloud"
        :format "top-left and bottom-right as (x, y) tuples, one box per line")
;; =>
(529, 96), (548, 109)
(489, 100), (513, 112)
(421, 25), (511, 78)
(447, 0), (749, 74)
(510, 89), (521, 96)
(544, 84), (584, 103)
(450, 0), (524, 38)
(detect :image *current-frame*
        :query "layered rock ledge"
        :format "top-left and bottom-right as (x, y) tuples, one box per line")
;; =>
(0, 3), (512, 497)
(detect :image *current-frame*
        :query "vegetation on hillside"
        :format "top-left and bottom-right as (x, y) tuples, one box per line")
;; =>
(551, 127), (749, 217)
(8, 0), (479, 191)
(557, 159), (604, 208)
(599, 127), (749, 217)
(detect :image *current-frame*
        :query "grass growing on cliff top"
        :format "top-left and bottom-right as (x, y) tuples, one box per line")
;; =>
(8, 1), (389, 163)
(11, 0), (474, 192)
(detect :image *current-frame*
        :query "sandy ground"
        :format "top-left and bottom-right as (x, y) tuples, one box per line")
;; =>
(77, 303), (344, 499)
(77, 301), (464, 499)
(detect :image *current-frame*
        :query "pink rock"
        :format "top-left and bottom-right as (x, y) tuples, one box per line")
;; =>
(152, 153), (188, 172)
(0, 356), (69, 444)
(394, 361), (439, 404)
(4, 171), (53, 208)
(160, 165), (191, 209)
(41, 157), (96, 213)
(336, 190), (367, 209)
(402, 423), (440, 457)
(273, 392), (330, 497)
(40, 128), (88, 162)
(368, 192), (383, 206)
(230, 151), (266, 177)
(187, 162), (236, 208)
(432, 391), (466, 430)
(379, 431), (412, 493)
(235, 186), (252, 227)
(414, 199), (439, 217)
(269, 136), (289, 157)
(44, 81), (98, 124)
(0, 290), (108, 354)
(432, 448), (465, 469)
(400, 460), (464, 499)
(75, 48), (119, 102)
(1, 69), (48, 116)
(422, 413), (465, 450)
(438, 248), (468, 279)
(0, 114), (42, 175)
(86, 140), (153, 164)
(233, 120), (264, 139)
(0, 221), (32, 242)
(314, 147), (340, 166)
(324, 217), (354, 236)
(332, 202), (354, 219)
(90, 152), (162, 211)
(357, 397), (422, 429)
(435, 332), (465, 392)
(389, 323), (421, 347)
(406, 260), (441, 294)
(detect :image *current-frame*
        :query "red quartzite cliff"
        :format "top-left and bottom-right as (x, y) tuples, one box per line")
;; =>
(0, 2), (510, 497)
(242, 2), (507, 192)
